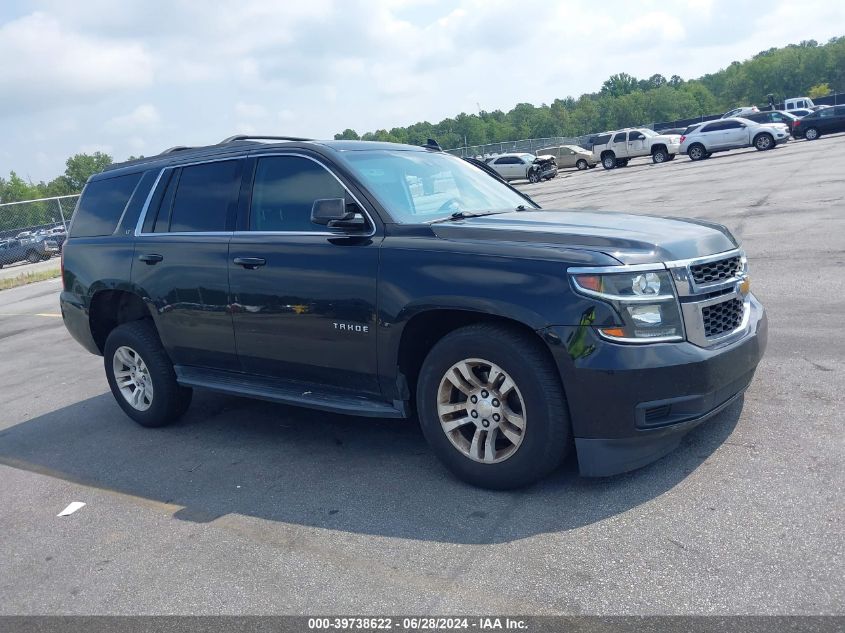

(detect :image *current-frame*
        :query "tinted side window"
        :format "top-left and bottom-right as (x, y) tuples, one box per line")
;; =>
(701, 122), (725, 132)
(168, 160), (241, 233)
(593, 134), (612, 145)
(835, 106), (845, 116)
(612, 133), (626, 143)
(70, 173), (142, 237)
(819, 108), (836, 118)
(722, 121), (743, 129)
(628, 131), (645, 140)
(250, 156), (345, 232)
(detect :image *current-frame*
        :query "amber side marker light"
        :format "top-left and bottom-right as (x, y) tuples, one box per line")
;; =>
(599, 327), (626, 338)
(575, 274), (602, 292)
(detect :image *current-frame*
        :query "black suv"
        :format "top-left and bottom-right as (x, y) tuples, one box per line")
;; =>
(60, 135), (767, 489)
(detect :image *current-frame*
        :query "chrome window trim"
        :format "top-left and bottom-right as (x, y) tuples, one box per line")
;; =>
(133, 153), (376, 238)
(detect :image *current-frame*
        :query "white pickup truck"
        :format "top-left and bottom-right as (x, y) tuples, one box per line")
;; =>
(591, 128), (682, 169)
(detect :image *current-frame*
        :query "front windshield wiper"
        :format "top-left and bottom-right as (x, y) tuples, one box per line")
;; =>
(428, 210), (511, 224)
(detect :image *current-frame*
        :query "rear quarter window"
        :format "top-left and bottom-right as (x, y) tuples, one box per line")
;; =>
(70, 173), (143, 237)
(593, 134), (612, 146)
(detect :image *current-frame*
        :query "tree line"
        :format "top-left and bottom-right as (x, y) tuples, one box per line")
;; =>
(334, 37), (845, 149)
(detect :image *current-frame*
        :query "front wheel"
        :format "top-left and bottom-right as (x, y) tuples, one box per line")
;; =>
(528, 170), (540, 183)
(104, 320), (192, 427)
(804, 127), (820, 141)
(416, 324), (570, 489)
(688, 144), (706, 161)
(576, 159), (588, 170)
(754, 133), (774, 151)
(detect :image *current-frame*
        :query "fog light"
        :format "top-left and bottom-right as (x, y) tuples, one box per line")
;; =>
(627, 304), (662, 326)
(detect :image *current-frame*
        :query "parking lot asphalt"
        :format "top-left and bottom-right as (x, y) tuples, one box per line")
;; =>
(0, 136), (843, 615)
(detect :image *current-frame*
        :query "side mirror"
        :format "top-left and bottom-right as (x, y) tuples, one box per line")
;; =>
(310, 198), (366, 230)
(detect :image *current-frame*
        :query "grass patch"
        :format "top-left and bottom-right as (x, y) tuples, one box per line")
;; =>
(0, 268), (62, 291)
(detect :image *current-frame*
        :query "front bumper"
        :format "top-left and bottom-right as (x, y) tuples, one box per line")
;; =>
(541, 295), (767, 476)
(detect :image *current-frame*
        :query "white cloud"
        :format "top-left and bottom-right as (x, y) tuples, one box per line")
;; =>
(0, 12), (153, 116)
(106, 104), (161, 133)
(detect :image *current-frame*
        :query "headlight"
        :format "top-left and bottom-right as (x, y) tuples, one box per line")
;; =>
(570, 268), (684, 343)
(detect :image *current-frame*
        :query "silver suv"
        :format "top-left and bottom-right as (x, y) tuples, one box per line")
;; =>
(485, 153), (538, 182)
(679, 117), (789, 160)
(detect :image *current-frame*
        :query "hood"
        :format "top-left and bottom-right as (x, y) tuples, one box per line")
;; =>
(431, 210), (738, 265)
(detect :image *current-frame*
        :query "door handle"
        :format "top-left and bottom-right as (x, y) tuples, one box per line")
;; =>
(138, 253), (163, 265)
(233, 257), (267, 269)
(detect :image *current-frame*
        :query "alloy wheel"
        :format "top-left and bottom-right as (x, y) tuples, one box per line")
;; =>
(436, 358), (526, 464)
(112, 345), (154, 411)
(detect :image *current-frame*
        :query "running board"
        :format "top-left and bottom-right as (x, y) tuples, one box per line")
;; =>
(174, 366), (405, 418)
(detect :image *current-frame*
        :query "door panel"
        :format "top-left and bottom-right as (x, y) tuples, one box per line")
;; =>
(228, 154), (381, 394)
(229, 235), (380, 393)
(133, 236), (237, 369)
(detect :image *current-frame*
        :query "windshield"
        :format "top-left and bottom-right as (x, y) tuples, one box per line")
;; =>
(340, 150), (535, 223)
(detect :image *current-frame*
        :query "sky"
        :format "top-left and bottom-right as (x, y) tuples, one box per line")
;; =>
(1, 0), (844, 182)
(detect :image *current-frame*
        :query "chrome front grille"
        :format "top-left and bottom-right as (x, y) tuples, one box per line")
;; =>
(668, 249), (750, 348)
(689, 255), (742, 285)
(702, 298), (744, 337)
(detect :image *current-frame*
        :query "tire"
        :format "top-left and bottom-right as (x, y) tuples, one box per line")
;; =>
(754, 133), (774, 151)
(528, 170), (540, 183)
(666, 153), (676, 161)
(588, 163), (597, 169)
(26, 251), (40, 263)
(602, 153), (616, 170)
(617, 158), (629, 167)
(652, 148), (669, 164)
(104, 320), (192, 428)
(416, 324), (570, 489)
(576, 159), (588, 170)
(804, 127), (820, 141)
(688, 144), (706, 161)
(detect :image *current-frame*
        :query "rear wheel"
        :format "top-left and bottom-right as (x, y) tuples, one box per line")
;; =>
(652, 148), (669, 164)
(602, 153), (616, 170)
(416, 324), (570, 489)
(104, 320), (192, 428)
(804, 127), (820, 141)
(576, 159), (588, 170)
(26, 251), (40, 263)
(688, 144), (706, 161)
(754, 133), (774, 151)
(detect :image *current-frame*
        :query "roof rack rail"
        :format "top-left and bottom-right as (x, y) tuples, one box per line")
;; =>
(160, 146), (193, 155)
(219, 135), (313, 144)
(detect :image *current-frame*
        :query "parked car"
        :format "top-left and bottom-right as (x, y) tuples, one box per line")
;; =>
(680, 117), (789, 160)
(743, 110), (800, 135)
(721, 106), (759, 119)
(59, 135), (767, 489)
(591, 128), (681, 169)
(527, 155), (558, 182)
(787, 108), (813, 118)
(791, 105), (845, 140)
(486, 153), (540, 182)
(535, 145), (597, 170)
(0, 236), (60, 267)
(784, 96), (815, 112)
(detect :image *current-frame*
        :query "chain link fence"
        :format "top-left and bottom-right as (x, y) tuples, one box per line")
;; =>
(0, 194), (79, 240)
